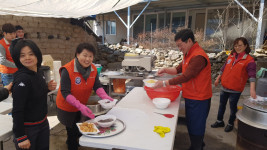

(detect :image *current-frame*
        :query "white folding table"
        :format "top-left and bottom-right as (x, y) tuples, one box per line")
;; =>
(0, 102), (12, 115)
(79, 87), (181, 150)
(0, 114), (12, 150)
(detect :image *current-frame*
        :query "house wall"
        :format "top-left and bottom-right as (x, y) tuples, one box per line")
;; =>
(97, 4), (267, 49)
(95, 14), (127, 44)
(0, 15), (97, 65)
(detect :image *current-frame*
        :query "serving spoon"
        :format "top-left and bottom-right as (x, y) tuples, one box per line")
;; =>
(154, 112), (174, 118)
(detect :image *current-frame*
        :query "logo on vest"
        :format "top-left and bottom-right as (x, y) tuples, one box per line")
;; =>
(75, 77), (81, 85)
(227, 59), (232, 64)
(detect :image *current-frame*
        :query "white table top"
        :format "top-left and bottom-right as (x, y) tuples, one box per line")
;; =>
(0, 89), (57, 115)
(79, 87), (181, 150)
(2, 95), (12, 103)
(0, 114), (13, 141)
(0, 102), (12, 114)
(0, 115), (59, 141)
(0, 94), (60, 142)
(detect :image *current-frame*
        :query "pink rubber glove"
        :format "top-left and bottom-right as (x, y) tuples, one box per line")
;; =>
(96, 88), (113, 101)
(66, 95), (95, 119)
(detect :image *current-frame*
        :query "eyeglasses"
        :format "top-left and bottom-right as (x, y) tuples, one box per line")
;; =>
(176, 40), (188, 48)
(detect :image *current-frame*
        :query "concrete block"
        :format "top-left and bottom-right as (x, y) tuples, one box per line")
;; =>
(28, 22), (39, 27)
(38, 27), (47, 32)
(7, 20), (17, 25)
(18, 22), (29, 28)
(58, 44), (66, 49)
(33, 17), (43, 23)
(1, 15), (13, 20)
(12, 16), (23, 21)
(22, 17), (33, 22)
(29, 33), (38, 38)
(47, 23), (55, 28)
(40, 32), (47, 38)
(57, 48), (66, 53)
(39, 22), (48, 28)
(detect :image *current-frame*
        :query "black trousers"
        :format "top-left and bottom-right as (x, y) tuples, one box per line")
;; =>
(57, 108), (83, 150)
(65, 113), (82, 150)
(14, 119), (50, 150)
(217, 90), (241, 125)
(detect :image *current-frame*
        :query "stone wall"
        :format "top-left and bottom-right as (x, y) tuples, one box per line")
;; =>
(0, 15), (97, 65)
(95, 43), (267, 81)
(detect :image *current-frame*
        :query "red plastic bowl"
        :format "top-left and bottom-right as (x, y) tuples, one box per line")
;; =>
(144, 85), (182, 102)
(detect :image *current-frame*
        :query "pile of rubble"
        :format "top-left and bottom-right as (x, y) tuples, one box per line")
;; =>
(95, 43), (266, 81)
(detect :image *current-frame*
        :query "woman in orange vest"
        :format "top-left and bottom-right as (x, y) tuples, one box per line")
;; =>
(211, 37), (256, 132)
(56, 43), (113, 150)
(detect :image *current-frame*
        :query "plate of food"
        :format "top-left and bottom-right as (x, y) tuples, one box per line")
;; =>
(83, 118), (126, 138)
(76, 122), (100, 135)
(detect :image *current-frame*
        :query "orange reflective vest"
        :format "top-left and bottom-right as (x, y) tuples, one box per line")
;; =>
(0, 39), (17, 74)
(56, 59), (97, 112)
(221, 53), (254, 92)
(181, 42), (212, 100)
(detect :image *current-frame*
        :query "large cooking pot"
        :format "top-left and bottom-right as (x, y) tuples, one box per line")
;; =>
(236, 99), (267, 150)
(237, 100), (267, 129)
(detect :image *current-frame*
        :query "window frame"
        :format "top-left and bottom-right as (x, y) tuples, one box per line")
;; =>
(105, 20), (116, 35)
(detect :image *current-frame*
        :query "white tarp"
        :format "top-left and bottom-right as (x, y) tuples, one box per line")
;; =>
(0, 0), (144, 18)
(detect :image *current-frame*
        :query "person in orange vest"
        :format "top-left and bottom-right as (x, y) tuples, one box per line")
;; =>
(211, 37), (256, 132)
(0, 23), (17, 86)
(153, 29), (212, 150)
(56, 43), (113, 150)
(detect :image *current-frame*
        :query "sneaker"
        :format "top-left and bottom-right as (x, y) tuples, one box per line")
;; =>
(224, 124), (233, 132)
(211, 121), (225, 128)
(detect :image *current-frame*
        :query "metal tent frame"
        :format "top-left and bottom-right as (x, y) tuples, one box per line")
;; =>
(234, 0), (265, 49)
(114, 0), (152, 45)
(112, 0), (265, 48)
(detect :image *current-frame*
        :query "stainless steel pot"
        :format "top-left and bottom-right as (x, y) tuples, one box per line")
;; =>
(237, 99), (267, 130)
(87, 104), (104, 114)
(236, 99), (267, 150)
(86, 101), (104, 114)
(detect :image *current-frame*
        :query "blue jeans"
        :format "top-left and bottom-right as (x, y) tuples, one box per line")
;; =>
(217, 90), (241, 125)
(185, 98), (211, 136)
(0, 73), (13, 86)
